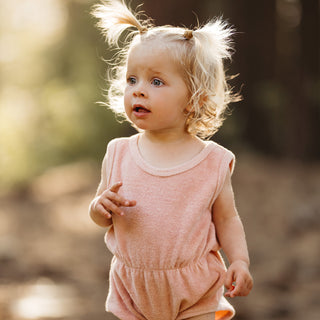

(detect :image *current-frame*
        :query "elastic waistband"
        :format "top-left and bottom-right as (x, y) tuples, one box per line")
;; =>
(113, 250), (221, 272)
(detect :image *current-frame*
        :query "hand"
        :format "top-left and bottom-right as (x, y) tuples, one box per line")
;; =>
(92, 181), (136, 219)
(224, 260), (253, 298)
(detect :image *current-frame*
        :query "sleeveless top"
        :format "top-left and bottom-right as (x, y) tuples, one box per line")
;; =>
(103, 134), (235, 270)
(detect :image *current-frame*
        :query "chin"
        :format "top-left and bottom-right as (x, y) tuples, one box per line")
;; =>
(130, 121), (148, 131)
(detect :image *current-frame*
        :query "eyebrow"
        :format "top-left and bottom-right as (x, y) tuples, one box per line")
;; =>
(127, 63), (166, 74)
(149, 70), (166, 78)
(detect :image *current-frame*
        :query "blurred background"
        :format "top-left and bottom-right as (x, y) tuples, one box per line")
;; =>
(0, 0), (319, 319)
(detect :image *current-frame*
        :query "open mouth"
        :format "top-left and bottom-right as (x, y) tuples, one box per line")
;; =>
(133, 104), (151, 113)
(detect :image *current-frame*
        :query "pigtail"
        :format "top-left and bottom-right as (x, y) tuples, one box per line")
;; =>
(183, 19), (240, 138)
(91, 0), (149, 46)
(193, 19), (234, 61)
(91, 0), (152, 117)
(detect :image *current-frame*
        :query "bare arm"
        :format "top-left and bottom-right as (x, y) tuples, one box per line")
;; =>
(89, 155), (136, 227)
(213, 169), (253, 297)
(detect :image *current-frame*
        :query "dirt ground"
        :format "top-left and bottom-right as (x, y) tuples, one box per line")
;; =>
(0, 153), (319, 320)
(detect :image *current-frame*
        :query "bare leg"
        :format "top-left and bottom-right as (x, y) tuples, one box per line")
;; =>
(185, 312), (215, 320)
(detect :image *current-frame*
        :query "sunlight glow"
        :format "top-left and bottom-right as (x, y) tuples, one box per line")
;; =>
(0, 0), (69, 189)
(11, 278), (77, 319)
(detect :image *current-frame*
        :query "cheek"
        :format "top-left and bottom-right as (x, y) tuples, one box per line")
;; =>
(124, 88), (131, 106)
(177, 94), (191, 114)
(123, 92), (132, 117)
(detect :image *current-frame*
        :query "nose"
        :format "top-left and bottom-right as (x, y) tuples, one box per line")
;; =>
(133, 90), (146, 97)
(133, 84), (146, 97)
(134, 91), (145, 97)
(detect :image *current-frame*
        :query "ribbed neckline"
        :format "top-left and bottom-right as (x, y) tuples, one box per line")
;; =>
(128, 134), (216, 177)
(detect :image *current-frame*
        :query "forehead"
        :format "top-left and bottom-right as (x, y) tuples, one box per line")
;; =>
(127, 40), (182, 75)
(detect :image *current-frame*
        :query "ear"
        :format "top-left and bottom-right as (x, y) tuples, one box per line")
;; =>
(184, 95), (193, 113)
(185, 103), (193, 113)
(199, 94), (208, 107)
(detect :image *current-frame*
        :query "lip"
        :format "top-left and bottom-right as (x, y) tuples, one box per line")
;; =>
(132, 104), (151, 117)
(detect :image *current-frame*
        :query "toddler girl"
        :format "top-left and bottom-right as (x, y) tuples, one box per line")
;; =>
(89, 1), (253, 319)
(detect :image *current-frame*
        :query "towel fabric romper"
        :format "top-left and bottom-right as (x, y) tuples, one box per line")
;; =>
(103, 134), (236, 320)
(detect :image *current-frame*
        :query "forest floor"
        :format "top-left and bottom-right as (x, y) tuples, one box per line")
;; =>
(0, 153), (319, 320)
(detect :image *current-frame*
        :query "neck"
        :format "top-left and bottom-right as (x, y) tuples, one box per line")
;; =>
(143, 129), (192, 145)
(137, 130), (206, 169)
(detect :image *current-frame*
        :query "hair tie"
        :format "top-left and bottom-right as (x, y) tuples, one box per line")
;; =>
(183, 30), (193, 40)
(139, 26), (148, 34)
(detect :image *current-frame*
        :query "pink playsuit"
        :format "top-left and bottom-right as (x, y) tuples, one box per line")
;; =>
(103, 134), (236, 320)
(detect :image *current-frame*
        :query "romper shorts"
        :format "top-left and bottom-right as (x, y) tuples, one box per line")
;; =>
(106, 251), (235, 320)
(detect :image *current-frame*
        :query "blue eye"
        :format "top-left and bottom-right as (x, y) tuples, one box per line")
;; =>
(152, 78), (163, 86)
(127, 77), (136, 85)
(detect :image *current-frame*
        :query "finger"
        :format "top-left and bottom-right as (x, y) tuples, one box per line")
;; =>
(229, 284), (241, 297)
(109, 181), (123, 193)
(104, 190), (135, 208)
(224, 269), (235, 290)
(105, 191), (126, 206)
(101, 198), (124, 216)
(224, 284), (235, 297)
(125, 199), (137, 207)
(237, 274), (253, 296)
(241, 277), (254, 296)
(104, 182), (137, 207)
(228, 277), (251, 297)
(96, 203), (112, 219)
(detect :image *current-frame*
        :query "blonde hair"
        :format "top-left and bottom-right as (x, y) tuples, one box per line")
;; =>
(92, 0), (241, 139)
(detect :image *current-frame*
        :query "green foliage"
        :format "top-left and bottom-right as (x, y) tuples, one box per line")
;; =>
(0, 0), (125, 191)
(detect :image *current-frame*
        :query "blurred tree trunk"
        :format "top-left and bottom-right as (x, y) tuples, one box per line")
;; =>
(298, 0), (320, 158)
(277, 0), (320, 159)
(234, 0), (319, 159)
(238, 0), (278, 154)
